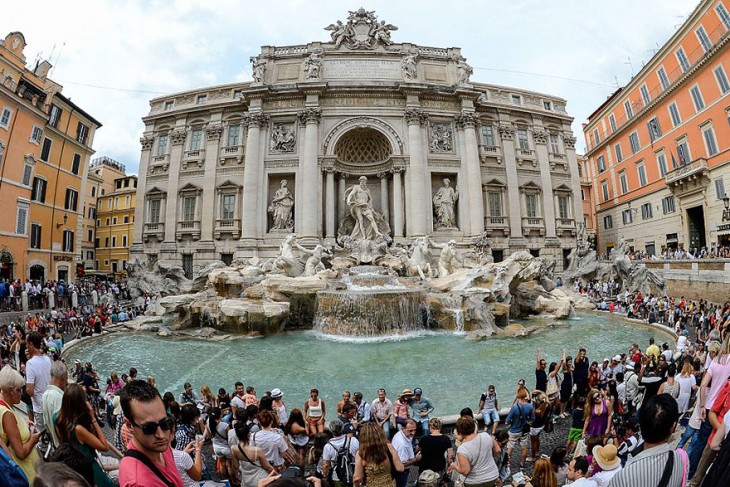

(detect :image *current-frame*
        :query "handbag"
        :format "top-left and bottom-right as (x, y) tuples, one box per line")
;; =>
(518, 405), (531, 434)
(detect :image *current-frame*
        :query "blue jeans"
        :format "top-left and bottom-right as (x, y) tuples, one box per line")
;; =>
(482, 409), (500, 428)
(688, 415), (712, 479)
(677, 424), (698, 449)
(417, 418), (430, 437)
(381, 420), (391, 439)
(395, 468), (409, 487)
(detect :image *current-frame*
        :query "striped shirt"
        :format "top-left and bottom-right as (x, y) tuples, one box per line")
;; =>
(608, 443), (686, 487)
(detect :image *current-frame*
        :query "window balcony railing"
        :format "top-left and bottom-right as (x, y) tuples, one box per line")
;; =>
(152, 154), (169, 164)
(664, 157), (708, 186)
(522, 216), (545, 236)
(142, 222), (164, 241)
(479, 145), (502, 158)
(214, 218), (242, 239)
(485, 215), (509, 236)
(517, 148), (535, 158)
(176, 220), (201, 241)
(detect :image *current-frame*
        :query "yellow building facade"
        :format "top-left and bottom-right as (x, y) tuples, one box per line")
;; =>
(95, 175), (137, 273)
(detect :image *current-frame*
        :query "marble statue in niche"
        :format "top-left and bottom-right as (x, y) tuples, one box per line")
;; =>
(268, 179), (295, 230)
(433, 178), (459, 229)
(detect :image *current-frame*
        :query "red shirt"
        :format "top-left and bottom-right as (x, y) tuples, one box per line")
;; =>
(119, 442), (183, 487)
(708, 379), (730, 445)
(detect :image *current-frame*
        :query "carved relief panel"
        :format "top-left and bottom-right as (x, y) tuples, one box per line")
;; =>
(429, 123), (453, 153)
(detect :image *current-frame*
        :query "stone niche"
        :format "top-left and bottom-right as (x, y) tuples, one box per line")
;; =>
(431, 173), (459, 231)
(267, 174), (296, 233)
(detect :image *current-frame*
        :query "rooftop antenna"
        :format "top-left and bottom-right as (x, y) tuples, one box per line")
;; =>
(648, 42), (661, 56)
(613, 76), (620, 88)
(49, 41), (65, 77)
(674, 15), (687, 29)
(625, 56), (635, 78)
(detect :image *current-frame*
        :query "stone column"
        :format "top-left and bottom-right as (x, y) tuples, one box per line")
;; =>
(164, 127), (187, 243)
(379, 173), (389, 221)
(392, 167), (404, 238)
(200, 120), (224, 241)
(338, 174), (347, 223)
(132, 134), (154, 252)
(456, 111), (485, 236)
(324, 167), (336, 240)
(240, 113), (268, 244)
(533, 129), (557, 239)
(298, 108), (322, 240)
(499, 123), (525, 247)
(405, 109), (429, 236)
(21, 291), (28, 312)
(563, 134), (583, 223)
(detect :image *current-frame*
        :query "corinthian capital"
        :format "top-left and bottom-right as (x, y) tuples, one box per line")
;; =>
(404, 108), (428, 125)
(140, 136), (154, 151)
(170, 128), (187, 145)
(298, 108), (322, 124)
(563, 135), (577, 149)
(205, 123), (224, 141)
(244, 113), (270, 128)
(498, 124), (515, 140)
(455, 111), (477, 128)
(532, 129), (547, 145)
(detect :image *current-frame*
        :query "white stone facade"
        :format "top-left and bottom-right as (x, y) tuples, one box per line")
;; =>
(130, 11), (581, 276)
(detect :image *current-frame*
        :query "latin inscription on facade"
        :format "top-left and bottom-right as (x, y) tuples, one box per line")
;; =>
(324, 59), (401, 79)
(321, 97), (405, 107)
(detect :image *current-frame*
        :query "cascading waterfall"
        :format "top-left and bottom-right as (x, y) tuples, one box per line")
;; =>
(313, 266), (427, 336)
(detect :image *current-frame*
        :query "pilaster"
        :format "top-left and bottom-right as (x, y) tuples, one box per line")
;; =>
(455, 111), (484, 237)
(298, 107), (323, 240)
(405, 107), (429, 236)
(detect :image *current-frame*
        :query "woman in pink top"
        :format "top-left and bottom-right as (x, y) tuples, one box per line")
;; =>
(700, 336), (730, 413)
(393, 389), (413, 430)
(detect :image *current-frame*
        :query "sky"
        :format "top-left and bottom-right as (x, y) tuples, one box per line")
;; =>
(3, 0), (697, 175)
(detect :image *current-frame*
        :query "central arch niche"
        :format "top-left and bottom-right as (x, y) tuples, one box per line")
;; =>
(334, 127), (393, 174)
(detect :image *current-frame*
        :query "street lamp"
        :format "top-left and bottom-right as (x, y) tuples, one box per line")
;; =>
(723, 195), (730, 222)
(56, 213), (68, 228)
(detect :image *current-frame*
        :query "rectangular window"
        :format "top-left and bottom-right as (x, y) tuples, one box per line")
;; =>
(668, 102), (682, 126)
(637, 163), (648, 187)
(91, 186), (96, 197)
(87, 229), (93, 242)
(196, 94), (207, 104)
(624, 100), (633, 119)
(63, 230), (74, 252)
(31, 177), (47, 203)
(543, 101), (552, 110)
(629, 131), (640, 153)
(662, 195), (676, 214)
(641, 203), (653, 220)
(550, 134), (560, 154)
(677, 47), (691, 72)
(189, 128), (202, 151)
(0, 107), (11, 129)
(604, 215), (613, 229)
(657, 152), (668, 177)
(640, 84), (651, 105)
(124, 215), (129, 223)
(112, 236), (117, 247)
(71, 153), (81, 175)
(619, 171), (629, 194)
(517, 128), (530, 150)
(49, 105), (62, 128)
(112, 217), (117, 225)
(164, 100), (174, 111)
(648, 117), (662, 142)
(40, 137), (52, 161)
(156, 134), (168, 156)
(64, 188), (78, 211)
(609, 114), (617, 133)
(488, 192), (503, 217)
(714, 65), (730, 93)
(183, 196), (196, 221)
(23, 164), (33, 186)
(557, 196), (569, 219)
(511, 94), (521, 105)
(481, 125), (495, 146)
(122, 235), (128, 247)
(149, 200), (161, 223)
(227, 124), (241, 146)
(597, 155), (606, 173)
(30, 223), (42, 249)
(715, 178), (726, 198)
(690, 85), (705, 111)
(105, 218), (110, 226)
(76, 122), (89, 145)
(16, 204), (28, 235)
(602, 181), (610, 201)
(30, 125), (43, 144)
(677, 139), (690, 165)
(703, 125), (719, 156)
(622, 209), (633, 224)
(657, 67), (670, 90)
(696, 26), (712, 52)
(615, 143), (623, 162)
(525, 194), (538, 218)
(104, 237), (109, 247)
(222, 194), (235, 220)
(718, 3), (730, 30)
(593, 128), (601, 146)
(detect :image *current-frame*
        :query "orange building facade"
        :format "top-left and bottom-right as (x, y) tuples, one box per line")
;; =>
(0, 31), (101, 282)
(583, 0), (730, 256)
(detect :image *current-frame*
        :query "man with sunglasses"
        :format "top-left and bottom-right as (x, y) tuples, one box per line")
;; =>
(119, 380), (183, 487)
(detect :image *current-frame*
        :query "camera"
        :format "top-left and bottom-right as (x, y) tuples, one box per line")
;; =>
(281, 465), (314, 487)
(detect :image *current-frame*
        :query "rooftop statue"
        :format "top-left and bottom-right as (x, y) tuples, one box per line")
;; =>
(325, 9), (398, 50)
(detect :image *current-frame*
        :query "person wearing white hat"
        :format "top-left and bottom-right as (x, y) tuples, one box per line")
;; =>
(591, 443), (622, 486)
(271, 388), (288, 426)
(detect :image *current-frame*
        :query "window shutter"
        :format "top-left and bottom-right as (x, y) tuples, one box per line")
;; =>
(16, 207), (27, 234)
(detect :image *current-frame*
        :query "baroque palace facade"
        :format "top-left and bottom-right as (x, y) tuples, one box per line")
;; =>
(584, 0), (730, 256)
(131, 10), (582, 277)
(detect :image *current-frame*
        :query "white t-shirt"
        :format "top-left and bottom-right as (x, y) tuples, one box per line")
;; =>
(172, 448), (198, 487)
(322, 435), (359, 481)
(251, 429), (288, 466)
(231, 395), (246, 411)
(456, 433), (499, 484)
(26, 354), (52, 414)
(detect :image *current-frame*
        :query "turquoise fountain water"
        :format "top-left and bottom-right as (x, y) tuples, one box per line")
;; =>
(65, 313), (671, 415)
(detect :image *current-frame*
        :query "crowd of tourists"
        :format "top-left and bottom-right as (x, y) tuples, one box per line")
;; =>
(596, 245), (730, 261)
(0, 294), (726, 486)
(0, 277), (132, 312)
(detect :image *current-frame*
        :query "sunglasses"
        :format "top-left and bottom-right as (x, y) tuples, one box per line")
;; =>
(130, 416), (176, 435)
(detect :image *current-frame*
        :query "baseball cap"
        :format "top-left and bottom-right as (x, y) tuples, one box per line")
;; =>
(414, 387), (423, 396)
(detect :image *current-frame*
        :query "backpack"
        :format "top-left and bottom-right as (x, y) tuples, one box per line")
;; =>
(331, 437), (355, 486)
(0, 447), (30, 487)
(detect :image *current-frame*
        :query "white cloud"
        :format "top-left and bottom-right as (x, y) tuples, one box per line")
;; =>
(3, 0), (696, 173)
